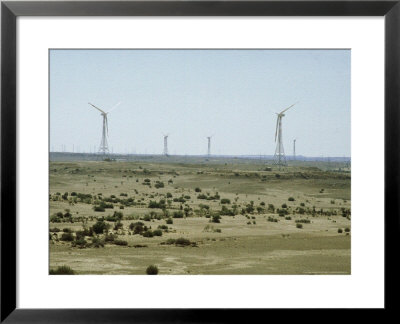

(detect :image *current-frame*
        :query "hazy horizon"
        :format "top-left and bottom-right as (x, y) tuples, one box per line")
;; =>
(50, 49), (351, 157)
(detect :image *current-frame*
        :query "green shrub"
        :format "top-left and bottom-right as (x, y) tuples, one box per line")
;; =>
(50, 214), (61, 223)
(256, 207), (264, 214)
(114, 240), (128, 246)
(221, 198), (231, 204)
(130, 222), (145, 234)
(211, 215), (221, 223)
(133, 244), (148, 248)
(152, 229), (163, 236)
(148, 200), (166, 209)
(173, 211), (184, 218)
(338, 228), (343, 233)
(297, 207), (306, 214)
(220, 206), (235, 216)
(146, 265), (159, 275)
(92, 220), (107, 234)
(75, 231), (86, 241)
(91, 237), (104, 248)
(288, 197), (295, 201)
(60, 232), (74, 241)
(72, 238), (87, 248)
(195, 187), (202, 192)
(142, 230), (154, 238)
(175, 237), (191, 246)
(50, 227), (60, 232)
(166, 218), (173, 224)
(81, 227), (93, 237)
(277, 208), (289, 216)
(93, 206), (105, 212)
(129, 221), (144, 229)
(344, 227), (350, 233)
(49, 265), (75, 275)
(296, 223), (303, 229)
(199, 204), (210, 210)
(154, 181), (164, 189)
(295, 219), (311, 224)
(163, 238), (176, 245)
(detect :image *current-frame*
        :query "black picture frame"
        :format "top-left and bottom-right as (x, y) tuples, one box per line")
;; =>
(1, 0), (398, 322)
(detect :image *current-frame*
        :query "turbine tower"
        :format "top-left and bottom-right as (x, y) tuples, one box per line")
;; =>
(163, 134), (169, 156)
(293, 139), (297, 161)
(206, 135), (213, 156)
(89, 102), (121, 156)
(273, 103), (296, 166)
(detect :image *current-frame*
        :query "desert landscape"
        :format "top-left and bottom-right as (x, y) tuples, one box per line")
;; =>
(49, 156), (351, 275)
(49, 49), (350, 275)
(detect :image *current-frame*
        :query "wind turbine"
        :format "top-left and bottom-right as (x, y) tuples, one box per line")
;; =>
(293, 138), (297, 161)
(206, 134), (214, 157)
(273, 103), (296, 166)
(163, 134), (169, 156)
(88, 102), (121, 156)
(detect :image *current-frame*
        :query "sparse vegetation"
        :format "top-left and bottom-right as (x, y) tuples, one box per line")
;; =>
(49, 265), (75, 275)
(60, 232), (74, 241)
(49, 159), (351, 275)
(146, 265), (159, 275)
(295, 219), (311, 224)
(92, 220), (108, 234)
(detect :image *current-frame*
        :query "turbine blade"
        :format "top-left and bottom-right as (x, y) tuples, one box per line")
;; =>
(280, 102), (296, 114)
(105, 115), (109, 136)
(275, 116), (279, 142)
(107, 102), (121, 114)
(89, 102), (106, 114)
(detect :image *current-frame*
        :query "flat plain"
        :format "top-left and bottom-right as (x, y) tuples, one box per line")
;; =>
(49, 157), (351, 275)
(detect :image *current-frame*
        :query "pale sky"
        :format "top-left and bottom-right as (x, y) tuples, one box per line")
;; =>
(50, 49), (350, 157)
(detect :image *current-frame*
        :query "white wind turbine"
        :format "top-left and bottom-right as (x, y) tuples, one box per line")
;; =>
(273, 103), (296, 166)
(88, 102), (121, 156)
(163, 134), (169, 156)
(206, 134), (214, 157)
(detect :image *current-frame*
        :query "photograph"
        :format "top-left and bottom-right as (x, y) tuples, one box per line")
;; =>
(49, 49), (351, 275)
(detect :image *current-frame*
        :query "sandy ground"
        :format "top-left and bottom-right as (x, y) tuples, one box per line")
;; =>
(49, 160), (351, 274)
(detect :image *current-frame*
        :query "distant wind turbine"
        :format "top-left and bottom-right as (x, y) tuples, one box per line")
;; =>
(273, 103), (297, 166)
(88, 102), (121, 156)
(206, 134), (214, 157)
(163, 134), (169, 156)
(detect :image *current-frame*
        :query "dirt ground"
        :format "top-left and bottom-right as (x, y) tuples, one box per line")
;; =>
(49, 159), (351, 275)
